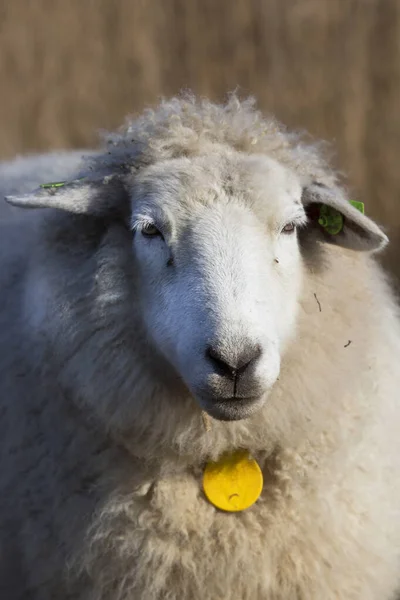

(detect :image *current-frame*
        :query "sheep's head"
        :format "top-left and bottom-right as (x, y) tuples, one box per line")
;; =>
(5, 96), (388, 428)
(129, 151), (306, 420)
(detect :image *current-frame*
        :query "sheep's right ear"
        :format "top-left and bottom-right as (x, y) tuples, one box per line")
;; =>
(302, 181), (388, 253)
(4, 174), (130, 219)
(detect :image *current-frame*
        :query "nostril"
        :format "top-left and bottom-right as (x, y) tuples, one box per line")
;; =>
(236, 344), (262, 372)
(206, 346), (236, 377)
(205, 343), (262, 378)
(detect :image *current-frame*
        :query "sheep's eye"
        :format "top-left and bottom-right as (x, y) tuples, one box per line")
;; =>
(141, 223), (162, 238)
(282, 222), (296, 234)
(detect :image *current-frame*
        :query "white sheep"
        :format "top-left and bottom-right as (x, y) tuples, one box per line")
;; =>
(1, 94), (400, 600)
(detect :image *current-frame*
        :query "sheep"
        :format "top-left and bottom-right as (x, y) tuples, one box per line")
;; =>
(1, 93), (400, 600)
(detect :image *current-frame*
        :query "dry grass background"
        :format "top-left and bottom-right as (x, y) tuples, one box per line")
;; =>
(1, 0), (400, 278)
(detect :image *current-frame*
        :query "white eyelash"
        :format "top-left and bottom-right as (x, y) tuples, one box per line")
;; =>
(130, 216), (156, 233)
(294, 214), (309, 228)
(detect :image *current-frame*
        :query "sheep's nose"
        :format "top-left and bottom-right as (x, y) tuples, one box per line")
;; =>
(205, 343), (262, 379)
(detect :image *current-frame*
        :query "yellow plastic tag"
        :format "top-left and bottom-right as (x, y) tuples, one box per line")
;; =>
(203, 450), (263, 512)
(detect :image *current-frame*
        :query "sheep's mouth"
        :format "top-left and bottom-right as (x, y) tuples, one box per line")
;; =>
(200, 395), (265, 421)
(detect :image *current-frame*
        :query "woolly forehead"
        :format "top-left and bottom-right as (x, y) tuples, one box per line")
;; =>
(130, 152), (305, 232)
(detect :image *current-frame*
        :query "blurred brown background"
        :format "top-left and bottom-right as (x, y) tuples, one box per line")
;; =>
(1, 0), (399, 279)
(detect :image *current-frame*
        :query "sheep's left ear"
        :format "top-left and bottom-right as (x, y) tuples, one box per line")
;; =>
(302, 182), (388, 252)
(4, 173), (129, 219)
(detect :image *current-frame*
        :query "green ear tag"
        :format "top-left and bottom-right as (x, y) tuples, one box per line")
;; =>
(349, 200), (365, 214)
(318, 200), (365, 235)
(39, 180), (67, 189)
(318, 205), (344, 235)
(39, 177), (86, 190)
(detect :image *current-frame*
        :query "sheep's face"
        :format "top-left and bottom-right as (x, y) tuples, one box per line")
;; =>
(131, 151), (306, 421)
